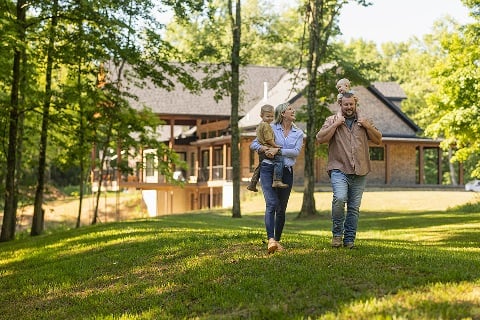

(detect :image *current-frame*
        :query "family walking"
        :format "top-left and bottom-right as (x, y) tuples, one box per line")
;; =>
(250, 78), (382, 253)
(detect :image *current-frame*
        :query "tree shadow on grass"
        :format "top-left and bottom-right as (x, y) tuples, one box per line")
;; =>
(1, 210), (480, 319)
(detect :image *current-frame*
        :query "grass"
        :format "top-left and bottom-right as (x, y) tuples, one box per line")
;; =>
(1, 191), (480, 319)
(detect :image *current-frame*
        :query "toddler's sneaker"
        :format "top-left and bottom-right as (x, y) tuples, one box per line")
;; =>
(272, 180), (288, 188)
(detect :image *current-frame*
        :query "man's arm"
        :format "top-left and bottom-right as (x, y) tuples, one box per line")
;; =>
(316, 115), (344, 144)
(358, 118), (382, 145)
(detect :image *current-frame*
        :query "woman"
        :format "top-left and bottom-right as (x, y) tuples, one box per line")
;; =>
(250, 102), (304, 253)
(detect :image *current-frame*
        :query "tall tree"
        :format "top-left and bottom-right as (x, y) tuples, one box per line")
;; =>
(1, 0), (209, 240)
(229, 0), (242, 218)
(1, 0), (27, 242)
(31, 0), (59, 236)
(298, 0), (370, 218)
(299, 0), (338, 217)
(422, 8), (480, 179)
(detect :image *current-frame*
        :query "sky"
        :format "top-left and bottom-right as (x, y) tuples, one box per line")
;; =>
(338, 0), (473, 44)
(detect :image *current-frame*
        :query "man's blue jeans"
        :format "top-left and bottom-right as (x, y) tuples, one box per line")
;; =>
(260, 162), (293, 241)
(330, 169), (367, 244)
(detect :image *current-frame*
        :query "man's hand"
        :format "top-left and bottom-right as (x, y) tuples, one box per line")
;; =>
(335, 115), (345, 126)
(357, 118), (372, 128)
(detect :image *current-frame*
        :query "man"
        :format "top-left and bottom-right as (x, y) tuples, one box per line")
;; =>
(316, 89), (382, 249)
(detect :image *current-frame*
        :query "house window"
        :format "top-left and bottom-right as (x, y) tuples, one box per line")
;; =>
(201, 150), (209, 167)
(369, 147), (384, 161)
(145, 154), (155, 176)
(213, 147), (223, 166)
(198, 150), (209, 182)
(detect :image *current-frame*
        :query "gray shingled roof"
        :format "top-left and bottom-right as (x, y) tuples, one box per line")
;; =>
(125, 65), (287, 118)
(372, 82), (407, 99)
(116, 61), (419, 138)
(238, 69), (308, 129)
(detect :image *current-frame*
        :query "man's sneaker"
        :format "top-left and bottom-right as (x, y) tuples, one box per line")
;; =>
(276, 241), (285, 252)
(272, 180), (288, 188)
(331, 236), (342, 248)
(267, 238), (278, 253)
(246, 184), (258, 192)
(344, 242), (355, 249)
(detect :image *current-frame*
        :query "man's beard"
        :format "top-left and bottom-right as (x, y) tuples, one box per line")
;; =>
(343, 109), (355, 118)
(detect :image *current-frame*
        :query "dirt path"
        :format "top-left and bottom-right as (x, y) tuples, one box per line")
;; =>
(4, 189), (480, 234)
(13, 190), (147, 232)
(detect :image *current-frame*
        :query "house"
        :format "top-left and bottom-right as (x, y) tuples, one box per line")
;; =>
(97, 65), (446, 215)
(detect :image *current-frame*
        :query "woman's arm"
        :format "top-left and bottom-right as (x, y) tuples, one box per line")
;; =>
(250, 138), (268, 153)
(280, 131), (303, 158)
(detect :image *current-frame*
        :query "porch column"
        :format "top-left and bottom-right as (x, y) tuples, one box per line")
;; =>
(140, 147), (144, 183)
(195, 146), (200, 181)
(437, 148), (443, 184)
(209, 145), (213, 181)
(169, 119), (175, 149)
(418, 146), (424, 184)
(223, 143), (227, 180)
(209, 187), (214, 209)
(384, 144), (390, 184)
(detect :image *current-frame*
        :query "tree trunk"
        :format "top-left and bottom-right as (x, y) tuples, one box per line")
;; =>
(229, 0), (242, 218)
(1, 0), (26, 242)
(92, 123), (113, 225)
(14, 47), (27, 236)
(448, 147), (457, 185)
(76, 58), (85, 228)
(32, 0), (58, 236)
(299, 0), (320, 218)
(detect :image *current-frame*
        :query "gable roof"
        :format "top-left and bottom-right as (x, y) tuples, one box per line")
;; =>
(238, 69), (308, 129)
(239, 76), (421, 138)
(123, 62), (421, 139)
(367, 85), (419, 136)
(127, 65), (287, 119)
(372, 81), (407, 100)
(322, 86), (419, 138)
(372, 81), (407, 109)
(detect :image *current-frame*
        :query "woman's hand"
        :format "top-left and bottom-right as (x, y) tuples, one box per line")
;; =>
(265, 147), (279, 158)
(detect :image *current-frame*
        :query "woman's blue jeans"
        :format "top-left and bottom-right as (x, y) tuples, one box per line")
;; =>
(330, 169), (367, 244)
(260, 162), (293, 241)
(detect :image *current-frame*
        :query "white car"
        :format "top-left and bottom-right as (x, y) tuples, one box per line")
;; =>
(465, 179), (480, 192)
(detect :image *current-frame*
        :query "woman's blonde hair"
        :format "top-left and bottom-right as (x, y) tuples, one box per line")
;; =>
(275, 102), (290, 124)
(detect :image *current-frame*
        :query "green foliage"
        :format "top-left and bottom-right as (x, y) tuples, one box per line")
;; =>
(0, 0), (205, 221)
(421, 22), (480, 178)
(164, 0), (305, 67)
(1, 202), (479, 319)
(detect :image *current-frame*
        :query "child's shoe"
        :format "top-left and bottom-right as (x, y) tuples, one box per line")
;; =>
(272, 180), (288, 188)
(246, 184), (258, 192)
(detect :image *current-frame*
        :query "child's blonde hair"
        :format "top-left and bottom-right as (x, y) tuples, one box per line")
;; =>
(260, 104), (275, 116)
(336, 78), (351, 92)
(336, 78), (352, 104)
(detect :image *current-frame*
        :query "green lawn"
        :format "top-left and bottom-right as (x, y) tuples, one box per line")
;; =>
(1, 191), (480, 319)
